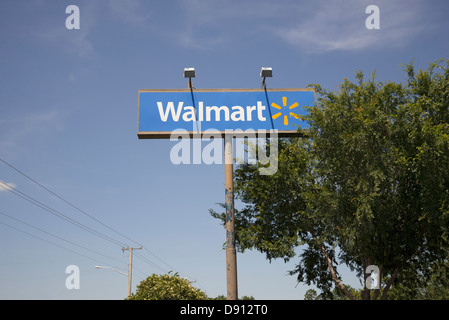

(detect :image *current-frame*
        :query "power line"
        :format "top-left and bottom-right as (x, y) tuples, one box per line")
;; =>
(142, 247), (178, 271)
(0, 180), (126, 247)
(1, 159), (177, 265)
(0, 157), (199, 284)
(133, 251), (202, 289)
(1, 177), (177, 277)
(0, 188), (173, 286)
(0, 210), (126, 267)
(0, 220), (120, 267)
(0, 157), (140, 247)
(134, 251), (169, 274)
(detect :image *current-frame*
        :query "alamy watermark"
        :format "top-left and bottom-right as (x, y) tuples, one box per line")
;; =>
(365, 265), (380, 290)
(365, 5), (380, 30)
(65, 265), (80, 290)
(66, 4), (380, 31)
(65, 5), (80, 30)
(169, 123), (278, 175)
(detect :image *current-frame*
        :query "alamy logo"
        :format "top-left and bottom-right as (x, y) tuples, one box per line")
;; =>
(65, 5), (80, 30)
(65, 265), (80, 290)
(170, 126), (278, 175)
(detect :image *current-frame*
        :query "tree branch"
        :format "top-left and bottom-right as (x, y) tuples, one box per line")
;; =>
(380, 269), (399, 300)
(320, 244), (357, 300)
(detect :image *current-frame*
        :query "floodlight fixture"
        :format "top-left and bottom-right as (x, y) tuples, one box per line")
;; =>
(260, 67), (272, 88)
(184, 68), (196, 78)
(260, 67), (272, 78)
(184, 67), (196, 89)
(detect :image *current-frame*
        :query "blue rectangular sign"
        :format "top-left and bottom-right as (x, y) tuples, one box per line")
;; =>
(137, 88), (314, 139)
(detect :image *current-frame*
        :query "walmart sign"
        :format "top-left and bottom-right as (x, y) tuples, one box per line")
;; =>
(137, 88), (314, 139)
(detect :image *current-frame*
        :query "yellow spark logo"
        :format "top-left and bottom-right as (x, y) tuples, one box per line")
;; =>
(271, 96), (300, 126)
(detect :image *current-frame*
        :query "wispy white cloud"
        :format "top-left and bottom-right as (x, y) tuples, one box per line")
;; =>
(27, 0), (151, 56)
(0, 110), (65, 158)
(273, 0), (431, 54)
(35, 27), (93, 58)
(5, 0), (437, 58)
(108, 0), (151, 26)
(0, 180), (16, 192)
(24, 2), (97, 58)
(171, 0), (434, 53)
(174, 0), (291, 49)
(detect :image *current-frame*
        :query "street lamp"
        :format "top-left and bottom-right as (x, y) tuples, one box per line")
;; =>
(94, 266), (131, 296)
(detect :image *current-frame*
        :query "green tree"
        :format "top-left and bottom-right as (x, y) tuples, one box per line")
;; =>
(388, 259), (449, 300)
(212, 294), (255, 300)
(304, 286), (361, 300)
(305, 260), (449, 300)
(211, 59), (449, 300)
(126, 272), (208, 300)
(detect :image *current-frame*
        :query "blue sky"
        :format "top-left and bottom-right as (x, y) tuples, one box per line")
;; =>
(0, 0), (448, 299)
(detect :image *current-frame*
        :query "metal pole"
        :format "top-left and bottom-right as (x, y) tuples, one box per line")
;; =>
(224, 134), (238, 300)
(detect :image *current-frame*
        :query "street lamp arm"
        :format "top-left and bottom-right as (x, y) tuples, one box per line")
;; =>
(94, 265), (128, 277)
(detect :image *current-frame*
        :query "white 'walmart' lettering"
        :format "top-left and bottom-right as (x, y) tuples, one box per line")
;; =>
(157, 101), (267, 122)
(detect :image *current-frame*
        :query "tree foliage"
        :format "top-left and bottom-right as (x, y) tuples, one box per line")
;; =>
(210, 59), (449, 299)
(126, 272), (208, 300)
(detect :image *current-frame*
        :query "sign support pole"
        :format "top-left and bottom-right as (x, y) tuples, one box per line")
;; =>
(224, 134), (238, 300)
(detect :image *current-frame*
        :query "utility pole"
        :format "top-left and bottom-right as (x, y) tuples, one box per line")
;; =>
(122, 246), (142, 297)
